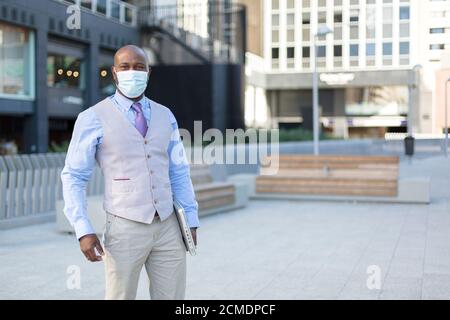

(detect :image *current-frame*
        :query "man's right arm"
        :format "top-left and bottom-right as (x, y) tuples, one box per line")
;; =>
(60, 108), (104, 261)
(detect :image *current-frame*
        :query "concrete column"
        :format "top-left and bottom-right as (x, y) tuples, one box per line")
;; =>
(23, 25), (48, 153)
(86, 33), (100, 106)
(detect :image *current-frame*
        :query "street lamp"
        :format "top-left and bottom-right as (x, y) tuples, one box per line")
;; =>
(445, 77), (450, 157)
(405, 64), (422, 158)
(407, 65), (422, 137)
(313, 26), (333, 156)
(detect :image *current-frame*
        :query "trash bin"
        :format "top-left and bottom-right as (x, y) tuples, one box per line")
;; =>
(404, 135), (415, 156)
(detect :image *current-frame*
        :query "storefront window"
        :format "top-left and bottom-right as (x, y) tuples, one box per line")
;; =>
(345, 86), (408, 116)
(99, 51), (115, 97)
(47, 54), (85, 89)
(99, 66), (116, 96)
(0, 22), (35, 100)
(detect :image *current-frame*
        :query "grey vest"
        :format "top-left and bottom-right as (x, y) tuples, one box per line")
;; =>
(92, 97), (174, 224)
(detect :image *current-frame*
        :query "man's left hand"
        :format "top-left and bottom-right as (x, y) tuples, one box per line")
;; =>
(190, 228), (197, 246)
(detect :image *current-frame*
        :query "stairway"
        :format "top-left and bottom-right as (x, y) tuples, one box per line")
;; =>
(137, 2), (246, 65)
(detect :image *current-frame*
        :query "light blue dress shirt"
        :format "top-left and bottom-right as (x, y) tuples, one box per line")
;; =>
(61, 91), (199, 240)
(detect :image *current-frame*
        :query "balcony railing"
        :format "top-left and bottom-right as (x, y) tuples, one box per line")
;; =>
(53, 0), (137, 26)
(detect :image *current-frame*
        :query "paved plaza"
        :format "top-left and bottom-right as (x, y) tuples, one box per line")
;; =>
(1, 156), (450, 300)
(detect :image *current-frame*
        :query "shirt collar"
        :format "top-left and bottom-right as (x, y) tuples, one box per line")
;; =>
(113, 90), (149, 113)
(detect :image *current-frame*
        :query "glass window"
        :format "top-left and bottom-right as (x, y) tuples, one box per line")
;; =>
(96, 0), (107, 15)
(287, 47), (295, 59)
(366, 43), (376, 56)
(302, 13), (310, 25)
(99, 52), (115, 97)
(383, 42), (392, 55)
(350, 44), (359, 56)
(272, 14), (279, 26)
(400, 23), (410, 37)
(317, 46), (326, 58)
(334, 26), (342, 40)
(350, 25), (359, 39)
(124, 5), (134, 24)
(400, 7), (410, 20)
(303, 47), (310, 58)
(99, 66), (115, 96)
(287, 29), (295, 42)
(81, 0), (93, 10)
(272, 30), (279, 42)
(272, 0), (279, 10)
(47, 54), (84, 89)
(334, 45), (342, 57)
(430, 44), (445, 50)
(303, 28), (310, 41)
(110, 0), (120, 20)
(399, 42), (409, 55)
(287, 14), (295, 26)
(430, 28), (445, 34)
(345, 86), (408, 116)
(383, 24), (393, 38)
(272, 48), (279, 59)
(0, 22), (35, 100)
(318, 11), (327, 24)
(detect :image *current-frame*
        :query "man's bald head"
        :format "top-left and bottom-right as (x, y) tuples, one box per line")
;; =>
(114, 45), (149, 67)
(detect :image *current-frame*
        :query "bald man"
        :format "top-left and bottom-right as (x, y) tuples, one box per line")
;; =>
(61, 45), (199, 300)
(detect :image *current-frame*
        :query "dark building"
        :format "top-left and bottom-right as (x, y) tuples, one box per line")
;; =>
(0, 0), (247, 154)
(0, 0), (140, 153)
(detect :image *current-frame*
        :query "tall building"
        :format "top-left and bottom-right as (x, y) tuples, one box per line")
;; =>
(244, 0), (450, 138)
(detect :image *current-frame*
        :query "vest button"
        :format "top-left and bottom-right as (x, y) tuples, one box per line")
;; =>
(150, 170), (154, 174)
(152, 185), (156, 189)
(147, 154), (151, 159)
(144, 140), (148, 144)
(154, 199), (158, 204)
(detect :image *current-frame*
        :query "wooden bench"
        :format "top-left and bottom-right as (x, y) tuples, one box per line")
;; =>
(190, 164), (236, 211)
(256, 155), (400, 197)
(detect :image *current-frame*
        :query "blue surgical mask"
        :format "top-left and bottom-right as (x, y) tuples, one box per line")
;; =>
(115, 70), (149, 99)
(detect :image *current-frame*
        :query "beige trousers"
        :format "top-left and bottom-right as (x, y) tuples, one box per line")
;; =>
(103, 212), (186, 300)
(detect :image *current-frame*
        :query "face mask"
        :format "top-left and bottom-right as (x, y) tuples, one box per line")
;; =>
(115, 70), (149, 99)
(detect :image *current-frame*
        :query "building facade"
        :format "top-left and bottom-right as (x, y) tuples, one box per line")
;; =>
(0, 0), (247, 154)
(244, 0), (450, 138)
(0, 0), (139, 153)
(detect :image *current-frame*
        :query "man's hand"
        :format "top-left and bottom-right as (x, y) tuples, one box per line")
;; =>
(191, 228), (197, 246)
(79, 234), (104, 262)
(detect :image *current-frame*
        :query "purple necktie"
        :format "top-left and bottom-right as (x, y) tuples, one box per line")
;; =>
(131, 102), (148, 137)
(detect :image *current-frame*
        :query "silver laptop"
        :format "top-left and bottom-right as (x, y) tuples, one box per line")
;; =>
(173, 199), (197, 256)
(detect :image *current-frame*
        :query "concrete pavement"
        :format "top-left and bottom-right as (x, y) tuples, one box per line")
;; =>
(1, 156), (450, 299)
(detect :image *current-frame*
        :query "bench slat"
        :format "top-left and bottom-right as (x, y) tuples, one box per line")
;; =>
(264, 155), (399, 163)
(256, 177), (397, 188)
(260, 169), (398, 180)
(256, 185), (397, 197)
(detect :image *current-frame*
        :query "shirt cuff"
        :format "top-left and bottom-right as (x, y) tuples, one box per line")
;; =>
(73, 218), (96, 240)
(186, 211), (200, 229)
